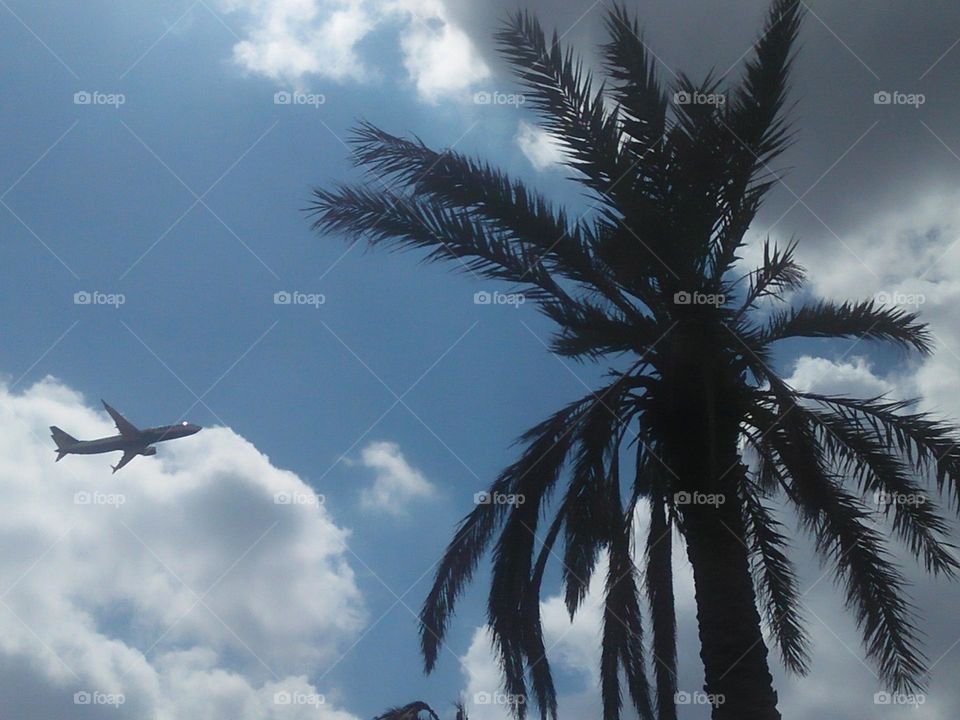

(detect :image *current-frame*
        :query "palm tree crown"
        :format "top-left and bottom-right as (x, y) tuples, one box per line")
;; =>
(309, 2), (960, 719)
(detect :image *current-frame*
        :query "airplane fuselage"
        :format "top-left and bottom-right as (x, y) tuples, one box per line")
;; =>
(63, 423), (201, 455)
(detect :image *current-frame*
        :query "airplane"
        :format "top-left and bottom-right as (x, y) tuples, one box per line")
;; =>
(50, 400), (202, 473)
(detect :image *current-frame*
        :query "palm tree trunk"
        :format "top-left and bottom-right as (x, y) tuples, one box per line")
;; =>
(680, 495), (781, 720)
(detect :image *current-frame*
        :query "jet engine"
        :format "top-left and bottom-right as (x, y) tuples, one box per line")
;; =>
(139, 446), (157, 456)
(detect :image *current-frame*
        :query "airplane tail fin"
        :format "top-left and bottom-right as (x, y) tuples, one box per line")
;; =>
(50, 426), (78, 461)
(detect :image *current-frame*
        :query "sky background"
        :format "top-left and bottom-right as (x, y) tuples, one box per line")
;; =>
(1, 0), (960, 718)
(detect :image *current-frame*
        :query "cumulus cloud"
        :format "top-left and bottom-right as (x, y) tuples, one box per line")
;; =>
(514, 121), (565, 171)
(392, 0), (491, 103)
(219, 0), (489, 101)
(0, 377), (364, 719)
(785, 356), (894, 398)
(357, 440), (434, 515)
(222, 0), (375, 84)
(793, 188), (960, 420)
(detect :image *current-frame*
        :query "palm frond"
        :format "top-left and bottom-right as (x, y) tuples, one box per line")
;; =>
(560, 386), (635, 617)
(724, 0), (802, 165)
(344, 121), (623, 298)
(496, 12), (630, 200)
(540, 298), (659, 360)
(645, 494), (678, 720)
(307, 185), (566, 303)
(523, 508), (566, 720)
(712, 0), (802, 277)
(601, 4), (668, 152)
(751, 395), (928, 691)
(735, 237), (805, 316)
(797, 393), (960, 510)
(799, 402), (959, 576)
(740, 479), (810, 674)
(601, 460), (655, 720)
(420, 388), (598, 672)
(760, 299), (932, 353)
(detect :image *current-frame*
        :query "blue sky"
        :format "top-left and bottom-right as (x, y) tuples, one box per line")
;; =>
(3, 1), (960, 719)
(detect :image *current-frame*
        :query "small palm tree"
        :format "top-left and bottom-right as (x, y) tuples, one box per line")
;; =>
(373, 701), (444, 720)
(309, 1), (960, 719)
(373, 701), (466, 720)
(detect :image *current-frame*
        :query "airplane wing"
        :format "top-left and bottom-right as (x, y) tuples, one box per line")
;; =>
(111, 449), (138, 474)
(102, 400), (140, 439)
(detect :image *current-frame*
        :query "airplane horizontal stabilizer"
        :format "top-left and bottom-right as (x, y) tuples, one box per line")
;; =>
(50, 426), (78, 450)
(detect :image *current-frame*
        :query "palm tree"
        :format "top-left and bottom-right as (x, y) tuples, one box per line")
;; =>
(373, 701), (444, 720)
(308, 1), (960, 719)
(373, 701), (467, 720)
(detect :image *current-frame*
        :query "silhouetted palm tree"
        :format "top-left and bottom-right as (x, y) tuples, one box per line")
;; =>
(309, 2), (960, 719)
(373, 701), (442, 720)
(372, 700), (466, 720)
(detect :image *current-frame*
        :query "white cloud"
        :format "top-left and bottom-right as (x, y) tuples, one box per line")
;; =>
(391, 0), (491, 103)
(785, 356), (894, 398)
(224, 0), (375, 85)
(0, 377), (364, 719)
(515, 121), (565, 171)
(219, 0), (489, 101)
(358, 440), (434, 515)
(793, 187), (960, 419)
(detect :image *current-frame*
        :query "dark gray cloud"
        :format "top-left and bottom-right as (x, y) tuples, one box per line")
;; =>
(446, 0), (960, 241)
